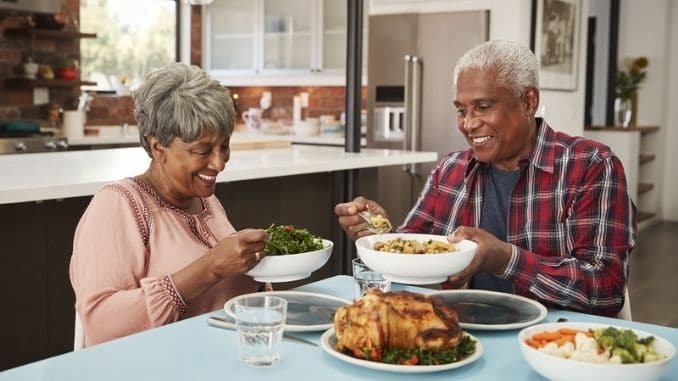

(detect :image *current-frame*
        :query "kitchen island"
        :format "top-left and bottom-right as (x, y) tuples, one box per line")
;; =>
(0, 145), (437, 370)
(1, 145), (432, 204)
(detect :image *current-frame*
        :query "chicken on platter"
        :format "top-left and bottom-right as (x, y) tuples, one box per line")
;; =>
(333, 289), (477, 365)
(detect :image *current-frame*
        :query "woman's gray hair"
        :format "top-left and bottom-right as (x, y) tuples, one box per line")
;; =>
(133, 62), (236, 157)
(453, 40), (539, 97)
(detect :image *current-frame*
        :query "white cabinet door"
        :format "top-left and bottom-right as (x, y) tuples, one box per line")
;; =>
(203, 0), (366, 85)
(205, 0), (257, 74)
(321, 0), (347, 71)
(262, 0), (314, 71)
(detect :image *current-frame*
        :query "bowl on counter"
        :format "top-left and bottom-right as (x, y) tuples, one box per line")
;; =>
(355, 233), (477, 285)
(518, 322), (676, 381)
(294, 118), (320, 136)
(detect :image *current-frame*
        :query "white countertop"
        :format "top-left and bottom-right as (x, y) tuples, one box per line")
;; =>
(67, 130), (365, 147)
(0, 145), (437, 204)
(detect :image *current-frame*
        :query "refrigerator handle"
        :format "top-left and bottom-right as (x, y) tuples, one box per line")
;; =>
(409, 56), (422, 175)
(402, 55), (412, 172)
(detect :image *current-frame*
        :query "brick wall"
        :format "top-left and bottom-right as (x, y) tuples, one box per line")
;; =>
(231, 86), (367, 123)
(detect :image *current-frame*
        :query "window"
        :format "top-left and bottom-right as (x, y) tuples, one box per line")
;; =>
(80, 0), (177, 92)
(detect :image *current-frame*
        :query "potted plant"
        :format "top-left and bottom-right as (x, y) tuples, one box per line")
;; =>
(614, 56), (648, 128)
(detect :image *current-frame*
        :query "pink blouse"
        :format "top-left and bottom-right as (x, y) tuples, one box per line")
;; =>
(70, 178), (259, 346)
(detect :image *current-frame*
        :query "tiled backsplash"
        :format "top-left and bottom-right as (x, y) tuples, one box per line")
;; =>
(230, 86), (367, 123)
(85, 86), (366, 127)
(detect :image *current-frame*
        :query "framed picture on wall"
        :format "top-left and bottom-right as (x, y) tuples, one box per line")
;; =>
(531, 0), (582, 90)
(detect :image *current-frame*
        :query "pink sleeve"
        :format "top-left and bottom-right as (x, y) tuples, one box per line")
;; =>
(70, 186), (185, 346)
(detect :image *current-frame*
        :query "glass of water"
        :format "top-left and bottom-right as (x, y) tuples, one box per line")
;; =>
(234, 295), (287, 367)
(352, 257), (391, 300)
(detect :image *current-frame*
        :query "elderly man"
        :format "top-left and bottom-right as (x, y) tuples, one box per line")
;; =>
(336, 40), (636, 317)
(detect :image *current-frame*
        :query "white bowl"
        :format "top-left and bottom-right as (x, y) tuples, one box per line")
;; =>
(246, 239), (333, 283)
(355, 233), (477, 285)
(518, 322), (676, 381)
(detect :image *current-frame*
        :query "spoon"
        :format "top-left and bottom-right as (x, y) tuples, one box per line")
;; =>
(358, 205), (393, 234)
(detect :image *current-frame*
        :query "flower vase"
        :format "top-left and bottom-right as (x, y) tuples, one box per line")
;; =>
(614, 97), (632, 128)
(630, 92), (638, 127)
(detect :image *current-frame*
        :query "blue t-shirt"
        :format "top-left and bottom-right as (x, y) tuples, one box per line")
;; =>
(471, 165), (520, 293)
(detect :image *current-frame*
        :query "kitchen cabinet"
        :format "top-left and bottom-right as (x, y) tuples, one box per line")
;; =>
(203, 0), (367, 86)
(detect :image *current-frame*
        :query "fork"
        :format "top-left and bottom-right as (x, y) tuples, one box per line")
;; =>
(358, 205), (393, 234)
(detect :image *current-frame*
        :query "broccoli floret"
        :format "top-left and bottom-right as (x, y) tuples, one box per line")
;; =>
(615, 329), (639, 351)
(612, 347), (637, 364)
(643, 352), (660, 363)
(597, 335), (616, 349)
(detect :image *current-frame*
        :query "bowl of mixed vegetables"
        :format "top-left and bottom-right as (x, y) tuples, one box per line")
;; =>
(246, 224), (333, 283)
(518, 322), (676, 381)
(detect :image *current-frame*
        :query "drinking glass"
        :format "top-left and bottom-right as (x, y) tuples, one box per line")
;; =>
(352, 258), (390, 300)
(234, 295), (287, 367)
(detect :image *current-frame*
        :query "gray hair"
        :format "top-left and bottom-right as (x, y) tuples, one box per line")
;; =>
(453, 40), (539, 97)
(133, 62), (236, 157)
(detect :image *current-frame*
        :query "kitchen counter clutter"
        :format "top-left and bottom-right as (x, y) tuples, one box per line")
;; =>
(0, 145), (437, 204)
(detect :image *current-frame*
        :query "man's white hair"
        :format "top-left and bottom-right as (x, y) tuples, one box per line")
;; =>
(453, 40), (539, 96)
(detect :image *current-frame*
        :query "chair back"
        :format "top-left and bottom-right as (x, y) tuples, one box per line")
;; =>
(74, 311), (85, 351)
(618, 287), (632, 321)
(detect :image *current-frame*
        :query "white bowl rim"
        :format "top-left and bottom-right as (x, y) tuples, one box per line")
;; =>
(355, 233), (477, 255)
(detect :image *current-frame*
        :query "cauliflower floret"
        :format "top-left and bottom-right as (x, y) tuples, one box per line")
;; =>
(539, 342), (565, 357)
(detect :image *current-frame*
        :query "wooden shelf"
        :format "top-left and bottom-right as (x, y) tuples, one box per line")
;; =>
(4, 78), (97, 88)
(3, 28), (96, 39)
(584, 125), (660, 134)
(637, 211), (656, 222)
(639, 154), (656, 165)
(638, 183), (655, 195)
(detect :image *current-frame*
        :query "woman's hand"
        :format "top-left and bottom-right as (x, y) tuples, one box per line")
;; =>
(334, 196), (389, 240)
(208, 228), (268, 278)
(445, 226), (513, 288)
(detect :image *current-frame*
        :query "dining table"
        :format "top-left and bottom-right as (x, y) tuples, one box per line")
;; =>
(2, 275), (677, 380)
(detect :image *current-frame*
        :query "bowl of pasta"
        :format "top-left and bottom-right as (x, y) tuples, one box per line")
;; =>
(518, 322), (676, 381)
(354, 233), (477, 285)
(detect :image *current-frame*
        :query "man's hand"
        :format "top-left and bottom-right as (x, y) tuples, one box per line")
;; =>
(334, 196), (389, 241)
(445, 226), (513, 287)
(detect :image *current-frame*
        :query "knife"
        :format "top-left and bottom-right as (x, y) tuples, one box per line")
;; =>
(207, 316), (318, 347)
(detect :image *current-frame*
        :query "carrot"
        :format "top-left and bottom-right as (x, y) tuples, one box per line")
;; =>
(526, 338), (542, 348)
(555, 335), (575, 346)
(532, 331), (562, 341)
(558, 328), (585, 336)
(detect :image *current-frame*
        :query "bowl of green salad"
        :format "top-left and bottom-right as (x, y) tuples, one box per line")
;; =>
(246, 224), (333, 282)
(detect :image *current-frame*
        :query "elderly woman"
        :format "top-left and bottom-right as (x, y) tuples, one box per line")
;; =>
(70, 63), (267, 346)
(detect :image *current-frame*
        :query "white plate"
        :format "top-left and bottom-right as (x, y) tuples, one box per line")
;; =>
(224, 291), (350, 332)
(320, 328), (483, 373)
(429, 289), (548, 330)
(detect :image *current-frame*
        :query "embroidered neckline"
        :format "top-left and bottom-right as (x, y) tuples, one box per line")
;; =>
(129, 177), (213, 220)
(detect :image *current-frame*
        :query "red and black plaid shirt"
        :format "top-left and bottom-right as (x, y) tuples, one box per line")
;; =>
(400, 120), (636, 317)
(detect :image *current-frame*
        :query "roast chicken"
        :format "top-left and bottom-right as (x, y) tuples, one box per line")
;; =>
(334, 289), (464, 357)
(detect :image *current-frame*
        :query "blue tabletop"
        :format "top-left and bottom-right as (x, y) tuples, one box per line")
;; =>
(2, 275), (677, 380)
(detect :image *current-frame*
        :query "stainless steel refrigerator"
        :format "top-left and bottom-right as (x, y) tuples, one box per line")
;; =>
(367, 11), (489, 223)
